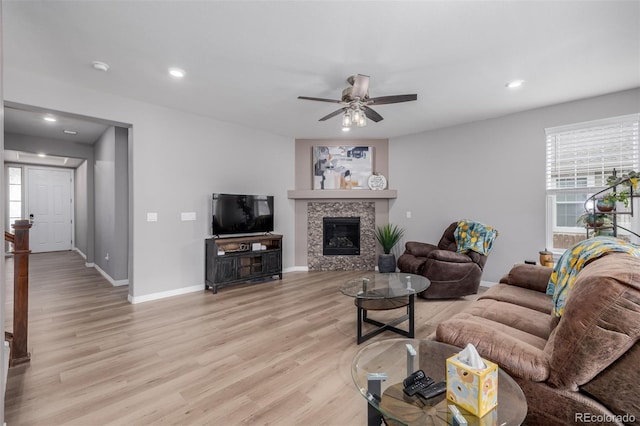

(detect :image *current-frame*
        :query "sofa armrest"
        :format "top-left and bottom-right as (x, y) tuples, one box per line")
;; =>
(427, 249), (472, 264)
(404, 241), (438, 258)
(499, 264), (553, 293)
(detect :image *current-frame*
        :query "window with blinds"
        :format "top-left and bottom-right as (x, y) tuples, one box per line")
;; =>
(545, 113), (640, 251)
(546, 114), (639, 191)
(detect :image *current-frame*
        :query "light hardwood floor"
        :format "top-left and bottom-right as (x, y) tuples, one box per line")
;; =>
(4, 251), (481, 425)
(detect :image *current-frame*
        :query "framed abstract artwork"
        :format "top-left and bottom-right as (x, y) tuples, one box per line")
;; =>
(312, 146), (373, 190)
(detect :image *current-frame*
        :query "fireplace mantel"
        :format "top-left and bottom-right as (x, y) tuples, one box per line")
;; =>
(287, 189), (397, 200)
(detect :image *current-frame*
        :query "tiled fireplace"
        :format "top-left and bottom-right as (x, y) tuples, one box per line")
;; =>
(288, 138), (395, 271)
(307, 201), (375, 271)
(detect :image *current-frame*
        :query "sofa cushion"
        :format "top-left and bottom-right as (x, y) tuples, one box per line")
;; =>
(545, 253), (640, 391)
(464, 298), (552, 340)
(480, 284), (553, 314)
(499, 263), (553, 293)
(436, 313), (549, 382)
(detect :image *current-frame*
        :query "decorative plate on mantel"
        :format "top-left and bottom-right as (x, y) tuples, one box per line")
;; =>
(368, 173), (387, 190)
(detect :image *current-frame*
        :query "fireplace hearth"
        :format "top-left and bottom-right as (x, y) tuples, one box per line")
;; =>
(323, 217), (360, 256)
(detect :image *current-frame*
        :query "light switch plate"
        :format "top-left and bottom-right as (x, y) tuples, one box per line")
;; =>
(147, 212), (158, 222)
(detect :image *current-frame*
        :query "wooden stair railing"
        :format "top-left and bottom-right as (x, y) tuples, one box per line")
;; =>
(4, 219), (32, 367)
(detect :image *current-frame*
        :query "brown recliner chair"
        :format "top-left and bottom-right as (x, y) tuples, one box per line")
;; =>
(396, 222), (489, 298)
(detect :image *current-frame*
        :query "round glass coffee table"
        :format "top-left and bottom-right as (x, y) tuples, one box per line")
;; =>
(352, 338), (528, 425)
(340, 273), (429, 344)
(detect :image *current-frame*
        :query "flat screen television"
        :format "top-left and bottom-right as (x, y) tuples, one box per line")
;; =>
(212, 193), (274, 236)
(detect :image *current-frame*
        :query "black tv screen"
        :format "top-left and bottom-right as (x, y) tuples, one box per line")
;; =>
(212, 193), (274, 236)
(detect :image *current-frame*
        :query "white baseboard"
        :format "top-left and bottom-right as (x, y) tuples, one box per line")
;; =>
(128, 284), (203, 304)
(73, 247), (87, 260)
(93, 263), (129, 287)
(284, 266), (308, 272)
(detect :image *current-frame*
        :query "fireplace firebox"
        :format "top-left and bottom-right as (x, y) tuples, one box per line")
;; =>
(323, 217), (360, 256)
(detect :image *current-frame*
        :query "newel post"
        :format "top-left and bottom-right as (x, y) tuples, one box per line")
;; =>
(8, 219), (32, 366)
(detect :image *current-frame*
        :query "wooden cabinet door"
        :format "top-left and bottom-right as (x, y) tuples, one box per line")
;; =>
(263, 251), (282, 274)
(214, 256), (238, 283)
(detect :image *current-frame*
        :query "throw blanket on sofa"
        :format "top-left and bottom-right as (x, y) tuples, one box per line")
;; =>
(546, 236), (640, 317)
(454, 220), (498, 256)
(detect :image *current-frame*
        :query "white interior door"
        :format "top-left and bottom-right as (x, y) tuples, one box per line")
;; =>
(27, 167), (73, 253)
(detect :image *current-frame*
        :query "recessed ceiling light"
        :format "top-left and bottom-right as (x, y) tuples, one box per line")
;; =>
(92, 61), (110, 72)
(169, 67), (186, 78)
(506, 79), (525, 89)
(44, 117), (57, 122)
(63, 130), (78, 135)
(341, 127), (351, 132)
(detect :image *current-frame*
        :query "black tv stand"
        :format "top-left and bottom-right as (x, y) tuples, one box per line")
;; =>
(205, 234), (283, 293)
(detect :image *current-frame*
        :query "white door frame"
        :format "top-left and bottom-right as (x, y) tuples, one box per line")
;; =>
(24, 165), (74, 252)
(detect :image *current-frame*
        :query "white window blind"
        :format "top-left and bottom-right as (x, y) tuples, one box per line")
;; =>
(546, 114), (640, 191)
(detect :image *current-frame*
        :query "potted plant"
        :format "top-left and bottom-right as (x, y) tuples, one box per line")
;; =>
(606, 170), (638, 189)
(597, 190), (631, 212)
(375, 223), (405, 273)
(577, 212), (612, 235)
(596, 195), (616, 212)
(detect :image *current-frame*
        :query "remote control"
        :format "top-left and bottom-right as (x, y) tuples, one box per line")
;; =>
(403, 369), (425, 387)
(402, 370), (435, 396)
(417, 381), (447, 399)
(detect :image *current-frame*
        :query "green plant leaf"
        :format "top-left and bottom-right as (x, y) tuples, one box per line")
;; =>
(375, 223), (405, 254)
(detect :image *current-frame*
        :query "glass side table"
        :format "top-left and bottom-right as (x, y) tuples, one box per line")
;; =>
(352, 338), (528, 426)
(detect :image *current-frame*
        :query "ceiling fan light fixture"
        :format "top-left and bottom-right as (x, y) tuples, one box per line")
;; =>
(342, 111), (352, 127)
(355, 109), (367, 127)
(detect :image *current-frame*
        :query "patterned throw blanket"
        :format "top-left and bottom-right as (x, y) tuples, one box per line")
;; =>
(546, 237), (640, 317)
(454, 220), (498, 256)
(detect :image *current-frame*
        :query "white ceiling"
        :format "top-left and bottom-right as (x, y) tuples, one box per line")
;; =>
(4, 106), (110, 144)
(2, 1), (639, 141)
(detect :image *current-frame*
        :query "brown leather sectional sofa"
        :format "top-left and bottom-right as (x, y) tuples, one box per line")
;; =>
(432, 253), (640, 425)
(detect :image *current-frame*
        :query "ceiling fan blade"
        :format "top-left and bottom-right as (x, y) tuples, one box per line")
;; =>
(298, 96), (342, 103)
(368, 94), (418, 105)
(363, 106), (383, 123)
(319, 108), (346, 121)
(351, 74), (370, 99)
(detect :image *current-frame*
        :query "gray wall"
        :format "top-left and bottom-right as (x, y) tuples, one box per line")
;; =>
(94, 126), (128, 281)
(389, 88), (640, 283)
(74, 160), (88, 256)
(4, 68), (295, 302)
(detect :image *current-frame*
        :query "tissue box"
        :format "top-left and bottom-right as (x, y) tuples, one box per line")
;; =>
(446, 354), (498, 417)
(447, 405), (498, 426)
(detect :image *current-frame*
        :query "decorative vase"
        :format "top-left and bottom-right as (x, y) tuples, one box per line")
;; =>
(596, 199), (615, 212)
(378, 254), (397, 273)
(539, 249), (554, 267)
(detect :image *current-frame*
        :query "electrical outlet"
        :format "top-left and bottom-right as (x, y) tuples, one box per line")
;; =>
(406, 211), (412, 219)
(181, 212), (197, 221)
(105, 252), (109, 261)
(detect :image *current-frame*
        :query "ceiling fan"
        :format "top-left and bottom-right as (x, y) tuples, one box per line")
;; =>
(298, 74), (417, 128)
